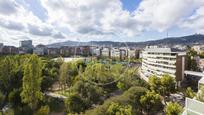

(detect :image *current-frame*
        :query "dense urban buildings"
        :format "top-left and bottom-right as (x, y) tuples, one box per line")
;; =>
(2, 46), (19, 54)
(140, 46), (186, 86)
(0, 40), (142, 60)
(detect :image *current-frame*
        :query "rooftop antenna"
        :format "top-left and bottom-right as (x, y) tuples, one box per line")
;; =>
(166, 31), (169, 38)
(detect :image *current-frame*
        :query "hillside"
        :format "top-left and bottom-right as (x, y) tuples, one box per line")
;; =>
(47, 34), (204, 48)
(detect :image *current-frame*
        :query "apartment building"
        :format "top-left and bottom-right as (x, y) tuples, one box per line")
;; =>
(101, 47), (111, 58)
(140, 46), (186, 84)
(91, 47), (101, 56)
(127, 49), (140, 59)
(111, 48), (120, 58)
(33, 44), (47, 55)
(2, 46), (19, 54)
(47, 48), (60, 55)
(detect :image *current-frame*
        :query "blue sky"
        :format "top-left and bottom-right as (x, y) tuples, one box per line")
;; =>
(0, 0), (203, 46)
(121, 0), (141, 12)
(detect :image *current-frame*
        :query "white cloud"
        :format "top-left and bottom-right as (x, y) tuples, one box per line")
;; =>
(41, 0), (204, 37)
(41, 0), (141, 37)
(0, 0), (68, 46)
(0, 0), (18, 15)
(181, 6), (204, 33)
(133, 0), (203, 32)
(1, 0), (204, 46)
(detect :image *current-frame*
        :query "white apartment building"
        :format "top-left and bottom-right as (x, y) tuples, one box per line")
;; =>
(101, 47), (110, 57)
(92, 47), (101, 56)
(111, 48), (120, 58)
(140, 46), (186, 84)
(128, 49), (136, 58)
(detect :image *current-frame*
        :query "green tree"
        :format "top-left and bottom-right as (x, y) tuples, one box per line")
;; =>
(186, 47), (199, 71)
(149, 75), (176, 96)
(160, 74), (176, 96)
(0, 57), (18, 95)
(0, 92), (5, 115)
(185, 87), (196, 99)
(84, 86), (147, 115)
(199, 51), (204, 58)
(41, 59), (60, 91)
(197, 86), (204, 102)
(165, 102), (183, 115)
(106, 102), (132, 115)
(117, 81), (126, 91)
(21, 55), (43, 111)
(8, 89), (22, 107)
(34, 105), (50, 115)
(149, 75), (161, 93)
(83, 63), (124, 92)
(71, 80), (103, 106)
(0, 56), (22, 114)
(59, 62), (78, 92)
(117, 68), (146, 91)
(59, 62), (69, 91)
(4, 108), (14, 115)
(65, 93), (86, 114)
(140, 91), (162, 114)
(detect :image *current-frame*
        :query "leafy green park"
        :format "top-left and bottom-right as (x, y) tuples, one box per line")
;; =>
(0, 55), (184, 115)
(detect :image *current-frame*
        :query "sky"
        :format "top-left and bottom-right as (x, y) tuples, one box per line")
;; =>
(0, 0), (204, 46)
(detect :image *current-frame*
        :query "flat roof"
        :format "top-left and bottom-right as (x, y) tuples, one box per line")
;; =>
(184, 71), (204, 77)
(144, 47), (184, 53)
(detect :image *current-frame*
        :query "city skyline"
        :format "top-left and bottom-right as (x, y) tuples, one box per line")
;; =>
(0, 0), (204, 46)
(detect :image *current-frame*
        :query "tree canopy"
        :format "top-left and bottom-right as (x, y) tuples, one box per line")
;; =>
(106, 102), (132, 115)
(140, 91), (162, 114)
(165, 102), (183, 115)
(149, 74), (176, 96)
(21, 55), (43, 111)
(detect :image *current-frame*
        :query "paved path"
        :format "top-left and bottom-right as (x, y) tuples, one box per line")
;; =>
(45, 92), (67, 99)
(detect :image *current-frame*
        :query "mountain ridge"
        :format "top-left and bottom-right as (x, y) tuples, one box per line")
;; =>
(47, 34), (204, 48)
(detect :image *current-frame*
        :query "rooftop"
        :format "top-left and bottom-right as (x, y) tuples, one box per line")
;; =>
(144, 47), (183, 53)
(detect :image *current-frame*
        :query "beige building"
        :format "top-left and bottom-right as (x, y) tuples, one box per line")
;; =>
(199, 58), (204, 72)
(101, 47), (110, 57)
(192, 45), (204, 54)
(111, 48), (120, 58)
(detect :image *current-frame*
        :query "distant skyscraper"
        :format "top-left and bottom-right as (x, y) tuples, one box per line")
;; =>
(19, 40), (33, 54)
(20, 40), (33, 48)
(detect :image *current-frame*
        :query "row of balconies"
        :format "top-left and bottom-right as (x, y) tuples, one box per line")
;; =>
(142, 62), (176, 75)
(143, 59), (176, 68)
(142, 64), (175, 76)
